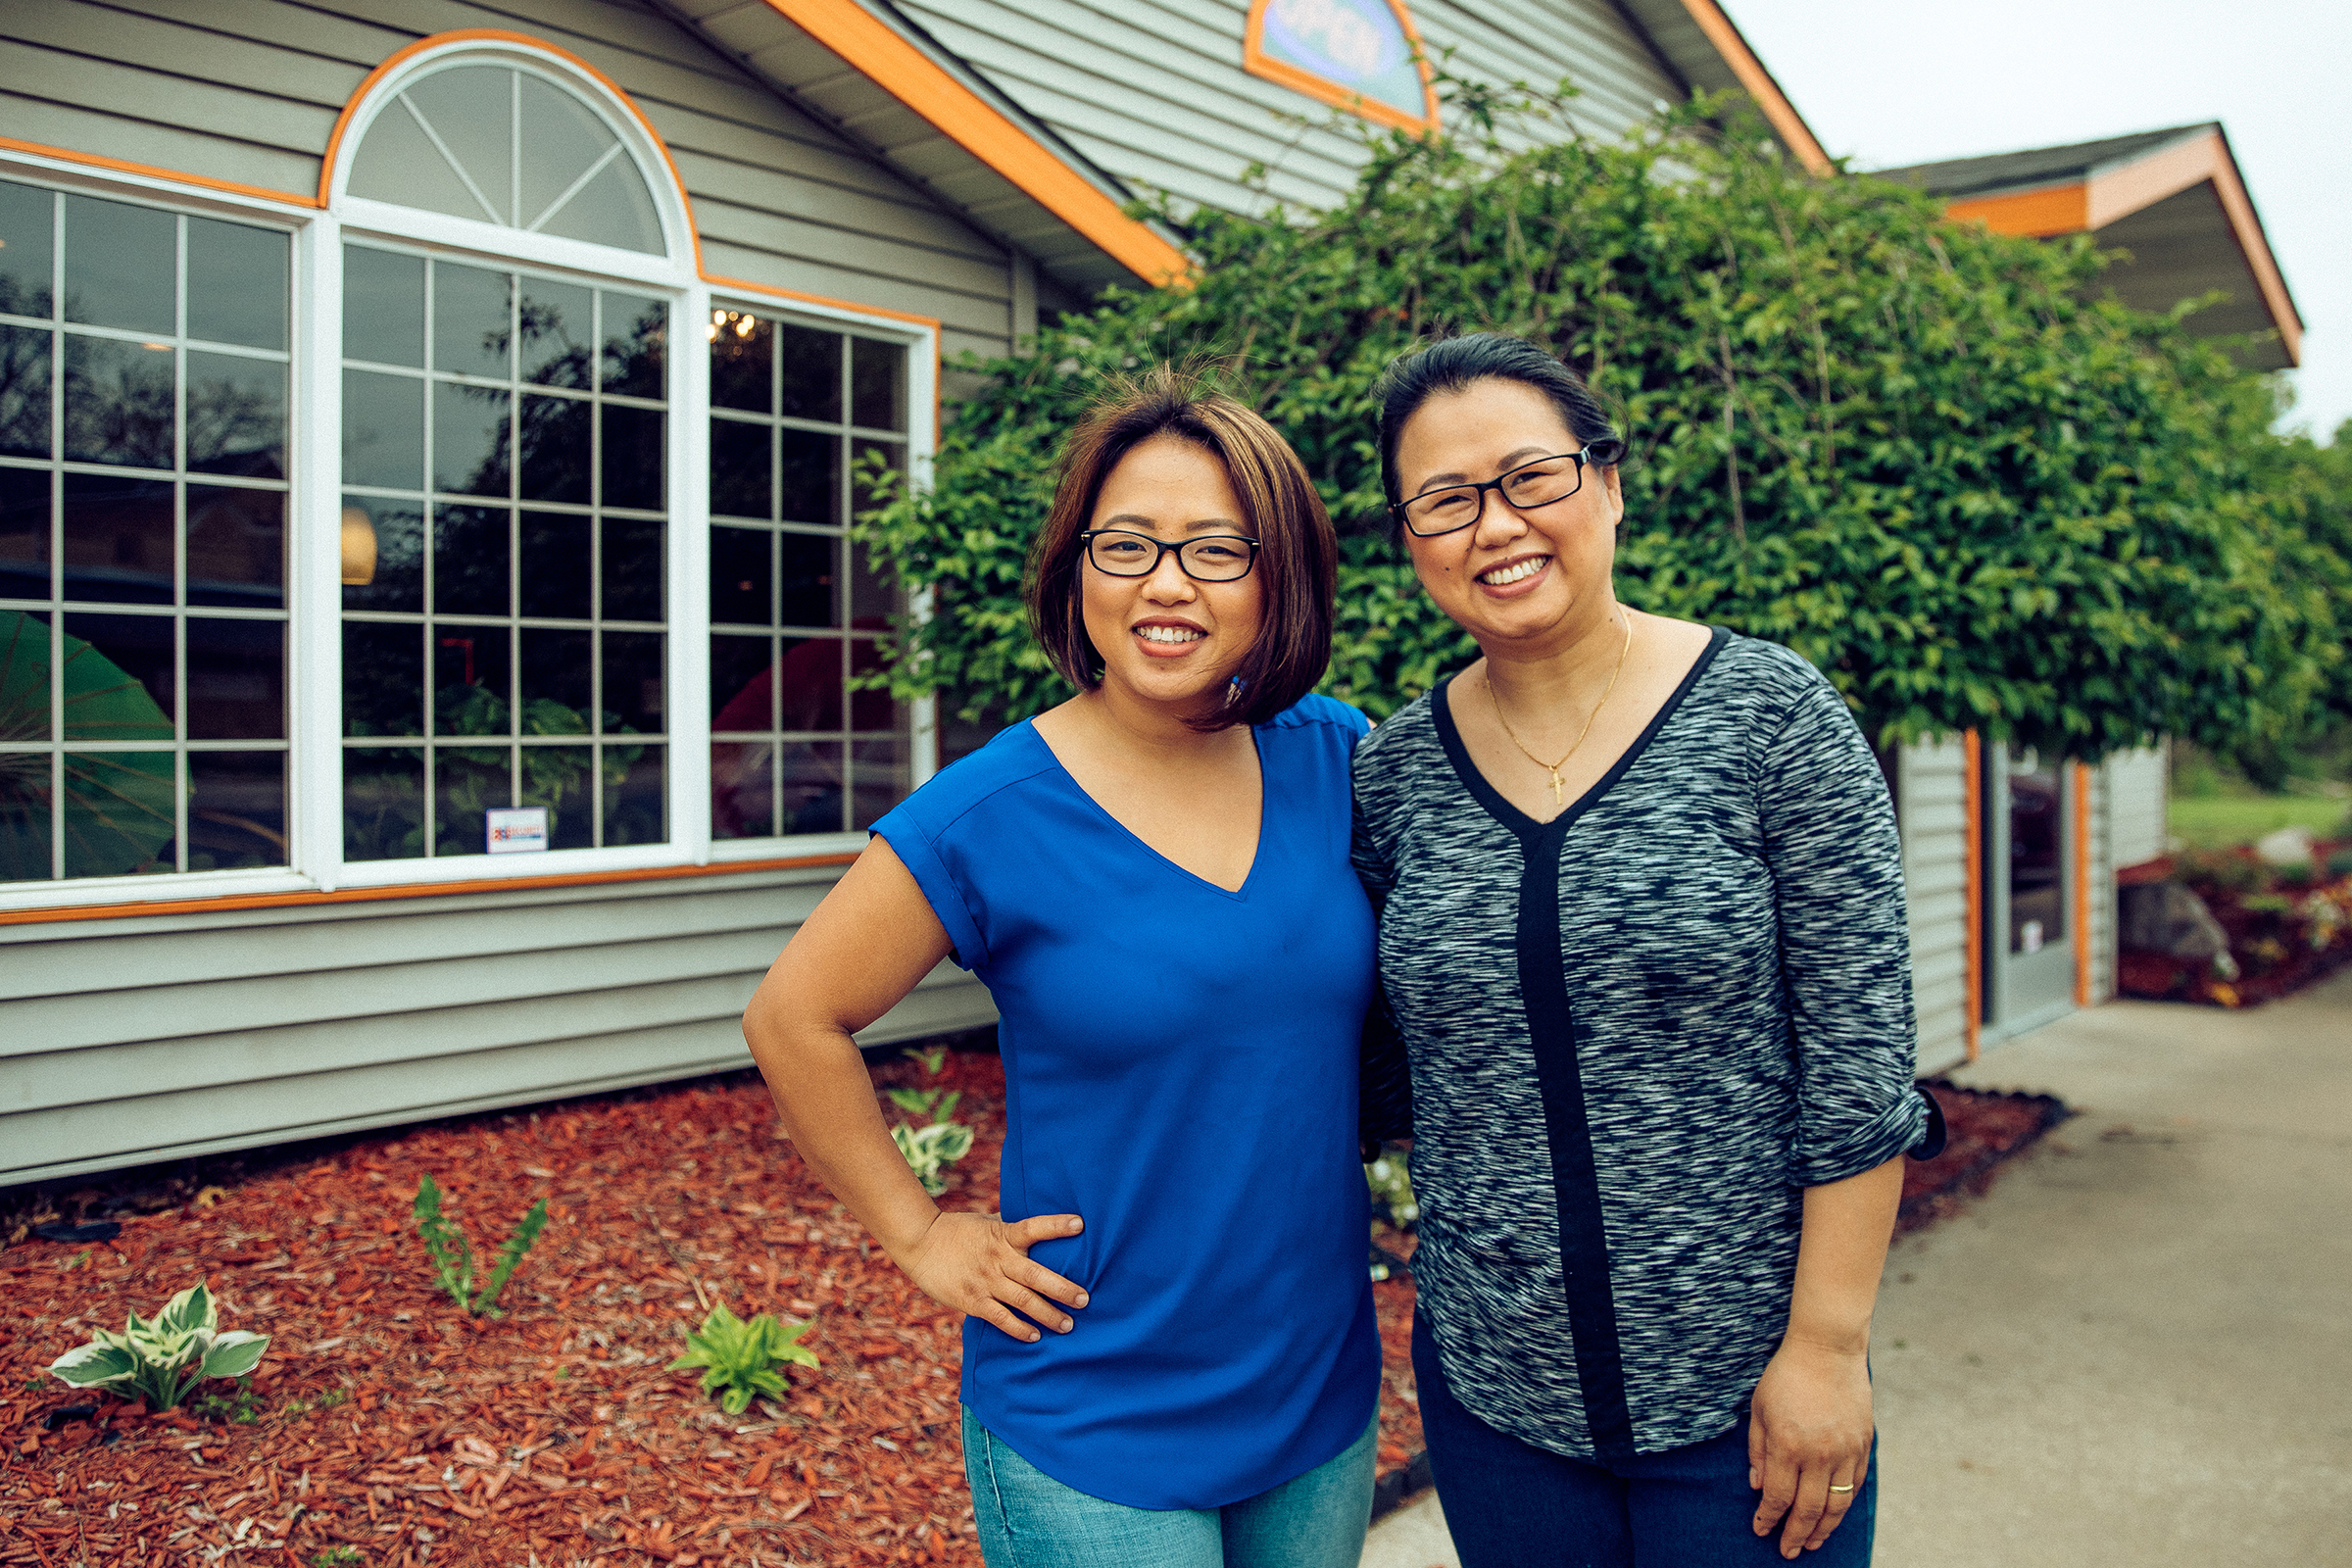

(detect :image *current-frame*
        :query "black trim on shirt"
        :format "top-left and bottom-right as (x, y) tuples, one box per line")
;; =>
(1429, 625), (1729, 1459)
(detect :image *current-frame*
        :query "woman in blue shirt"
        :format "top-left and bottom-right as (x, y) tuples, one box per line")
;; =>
(742, 369), (1382, 1567)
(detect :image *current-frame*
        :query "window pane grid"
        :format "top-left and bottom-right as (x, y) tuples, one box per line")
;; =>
(707, 305), (906, 842)
(339, 243), (668, 863)
(0, 178), (292, 885)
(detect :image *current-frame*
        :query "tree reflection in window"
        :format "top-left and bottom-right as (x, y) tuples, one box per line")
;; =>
(0, 178), (291, 883)
(706, 306), (908, 840)
(339, 243), (669, 860)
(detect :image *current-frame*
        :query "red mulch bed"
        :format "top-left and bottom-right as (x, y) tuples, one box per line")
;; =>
(0, 1059), (2051, 1566)
(1896, 1082), (2072, 1236)
(2119, 844), (2352, 1008)
(0, 1048), (1424, 1568)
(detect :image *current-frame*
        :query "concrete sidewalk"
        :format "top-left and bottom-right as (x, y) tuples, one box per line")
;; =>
(1363, 967), (2352, 1567)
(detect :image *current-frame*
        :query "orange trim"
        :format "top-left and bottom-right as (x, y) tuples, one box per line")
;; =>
(0, 135), (317, 209)
(759, 0), (1191, 288)
(0, 855), (860, 929)
(1673, 0), (1832, 175)
(2071, 761), (2093, 1007)
(1241, 0), (1441, 134)
(704, 273), (940, 333)
(1947, 182), (2089, 239)
(318, 29), (705, 275)
(1962, 730), (1983, 1062)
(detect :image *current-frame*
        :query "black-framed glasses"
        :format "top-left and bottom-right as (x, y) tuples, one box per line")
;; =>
(1392, 442), (1626, 537)
(1079, 529), (1262, 582)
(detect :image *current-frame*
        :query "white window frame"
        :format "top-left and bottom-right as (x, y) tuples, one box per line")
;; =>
(698, 291), (938, 865)
(0, 150), (319, 914)
(0, 36), (939, 914)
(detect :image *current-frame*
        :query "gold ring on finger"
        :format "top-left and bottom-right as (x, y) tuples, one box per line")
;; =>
(1827, 1484), (1855, 1494)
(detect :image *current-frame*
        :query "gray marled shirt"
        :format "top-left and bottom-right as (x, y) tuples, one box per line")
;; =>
(1352, 628), (1935, 1461)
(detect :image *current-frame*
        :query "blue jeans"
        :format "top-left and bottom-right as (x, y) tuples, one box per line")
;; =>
(1414, 1317), (1877, 1567)
(961, 1405), (1377, 1568)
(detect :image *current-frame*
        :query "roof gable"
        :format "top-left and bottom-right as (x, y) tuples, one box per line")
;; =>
(1882, 123), (2300, 369)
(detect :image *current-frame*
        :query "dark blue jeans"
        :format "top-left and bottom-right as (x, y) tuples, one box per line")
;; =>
(1413, 1316), (1876, 1567)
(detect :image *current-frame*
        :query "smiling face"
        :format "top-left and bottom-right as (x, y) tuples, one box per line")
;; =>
(1394, 376), (1623, 654)
(1078, 435), (1265, 715)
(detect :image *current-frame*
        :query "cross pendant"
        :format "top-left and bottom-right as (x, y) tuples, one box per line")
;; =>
(1547, 768), (1564, 806)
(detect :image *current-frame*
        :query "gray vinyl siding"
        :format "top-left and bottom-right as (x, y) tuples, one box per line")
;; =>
(2086, 762), (2114, 1004)
(1899, 739), (1973, 1075)
(0, 868), (993, 1188)
(0, 0), (1022, 359)
(1898, 740), (2132, 1071)
(895, 0), (1684, 219)
(2103, 745), (2169, 872)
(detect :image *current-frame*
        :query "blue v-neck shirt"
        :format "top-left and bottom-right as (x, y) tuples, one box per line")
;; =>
(870, 694), (1381, 1510)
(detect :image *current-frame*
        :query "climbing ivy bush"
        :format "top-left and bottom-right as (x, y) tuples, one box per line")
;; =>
(858, 90), (2343, 760)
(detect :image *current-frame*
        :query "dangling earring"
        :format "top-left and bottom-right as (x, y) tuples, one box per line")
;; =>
(1223, 676), (1243, 708)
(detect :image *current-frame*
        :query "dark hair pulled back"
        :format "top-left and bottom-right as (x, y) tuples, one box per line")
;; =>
(1373, 333), (1623, 510)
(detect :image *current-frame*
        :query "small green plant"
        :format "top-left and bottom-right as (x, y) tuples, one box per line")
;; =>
(886, 1046), (973, 1195)
(194, 1374), (263, 1424)
(413, 1174), (550, 1317)
(892, 1121), (977, 1196)
(1364, 1149), (1418, 1228)
(884, 1045), (961, 1123)
(667, 1303), (819, 1414)
(46, 1282), (270, 1412)
(313, 1545), (366, 1566)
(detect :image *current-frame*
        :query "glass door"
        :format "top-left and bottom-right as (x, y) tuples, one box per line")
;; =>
(1985, 745), (2075, 1026)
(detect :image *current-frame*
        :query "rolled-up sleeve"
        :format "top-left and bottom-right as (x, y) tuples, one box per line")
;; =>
(870, 813), (987, 971)
(1756, 672), (1930, 1186)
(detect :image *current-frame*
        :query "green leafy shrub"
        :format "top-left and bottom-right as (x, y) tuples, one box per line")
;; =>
(668, 1303), (819, 1414)
(856, 86), (2346, 763)
(413, 1174), (550, 1317)
(46, 1282), (270, 1411)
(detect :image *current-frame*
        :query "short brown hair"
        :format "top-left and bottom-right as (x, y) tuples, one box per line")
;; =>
(1024, 368), (1336, 731)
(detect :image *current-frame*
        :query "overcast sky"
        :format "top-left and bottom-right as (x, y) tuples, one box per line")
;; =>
(1728, 0), (2349, 444)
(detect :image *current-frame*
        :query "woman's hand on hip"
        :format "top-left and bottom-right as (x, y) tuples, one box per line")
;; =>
(1746, 1339), (1873, 1558)
(896, 1210), (1089, 1344)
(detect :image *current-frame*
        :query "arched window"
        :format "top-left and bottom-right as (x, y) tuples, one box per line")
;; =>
(344, 62), (666, 255)
(330, 41), (694, 870)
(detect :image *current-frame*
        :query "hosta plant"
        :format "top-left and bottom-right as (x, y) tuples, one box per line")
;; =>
(892, 1120), (976, 1197)
(414, 1173), (550, 1316)
(668, 1303), (820, 1414)
(47, 1282), (270, 1412)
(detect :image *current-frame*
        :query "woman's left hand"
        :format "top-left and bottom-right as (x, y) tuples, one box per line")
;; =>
(1746, 1339), (1874, 1558)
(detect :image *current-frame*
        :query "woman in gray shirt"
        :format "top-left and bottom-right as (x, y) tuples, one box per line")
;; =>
(1353, 335), (1942, 1566)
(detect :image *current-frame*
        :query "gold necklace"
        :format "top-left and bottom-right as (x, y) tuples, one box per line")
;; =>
(1485, 611), (1635, 807)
